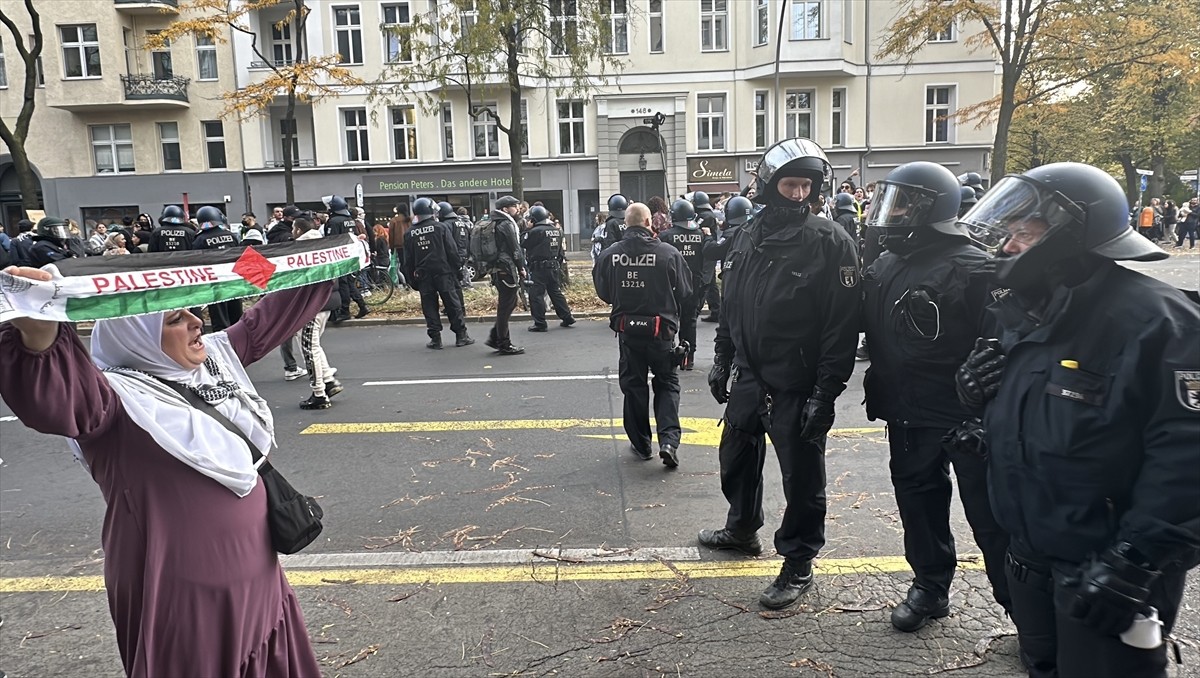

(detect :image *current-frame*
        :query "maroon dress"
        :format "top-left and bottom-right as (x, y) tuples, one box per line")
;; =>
(0, 283), (333, 678)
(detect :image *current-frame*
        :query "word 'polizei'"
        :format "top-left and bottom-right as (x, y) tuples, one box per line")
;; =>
(91, 267), (219, 294)
(612, 252), (657, 267)
(285, 247), (352, 268)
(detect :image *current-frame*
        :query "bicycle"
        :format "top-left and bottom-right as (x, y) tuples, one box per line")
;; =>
(357, 264), (396, 306)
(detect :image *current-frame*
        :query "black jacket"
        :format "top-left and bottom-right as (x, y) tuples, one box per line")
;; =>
(522, 223), (565, 263)
(446, 217), (471, 260)
(596, 215), (626, 253)
(834, 211), (857, 240)
(488, 210), (526, 273)
(695, 208), (720, 283)
(715, 207), (861, 396)
(862, 237), (990, 428)
(984, 260), (1200, 572)
(192, 226), (238, 251)
(326, 212), (354, 237)
(403, 218), (461, 278)
(593, 226), (692, 335)
(29, 238), (74, 267)
(703, 224), (742, 274)
(659, 224), (710, 292)
(266, 221), (294, 244)
(148, 224), (197, 253)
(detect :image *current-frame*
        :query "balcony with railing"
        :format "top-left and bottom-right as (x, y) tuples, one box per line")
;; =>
(121, 74), (190, 104)
(113, 0), (179, 15)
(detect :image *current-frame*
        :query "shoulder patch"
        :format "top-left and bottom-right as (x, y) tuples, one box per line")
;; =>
(840, 266), (859, 288)
(1176, 371), (1200, 412)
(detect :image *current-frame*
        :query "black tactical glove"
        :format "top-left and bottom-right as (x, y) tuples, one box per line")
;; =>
(941, 418), (988, 460)
(708, 358), (732, 404)
(955, 338), (1006, 410)
(798, 388), (837, 442)
(1061, 544), (1160, 636)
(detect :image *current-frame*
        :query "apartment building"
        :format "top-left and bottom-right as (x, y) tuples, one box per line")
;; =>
(1, 0), (998, 246)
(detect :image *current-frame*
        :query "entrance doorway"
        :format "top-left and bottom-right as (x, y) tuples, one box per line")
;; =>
(617, 126), (668, 203)
(619, 171), (666, 204)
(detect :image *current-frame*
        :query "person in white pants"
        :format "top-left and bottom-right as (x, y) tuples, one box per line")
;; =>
(292, 216), (345, 409)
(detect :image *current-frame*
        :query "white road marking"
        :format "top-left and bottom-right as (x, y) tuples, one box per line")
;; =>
(364, 374), (617, 386)
(279, 546), (700, 569)
(0, 416), (17, 423)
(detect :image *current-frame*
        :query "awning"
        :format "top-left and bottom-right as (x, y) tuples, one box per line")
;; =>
(686, 181), (742, 195)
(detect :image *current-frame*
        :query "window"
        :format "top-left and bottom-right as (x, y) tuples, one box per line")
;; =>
(785, 89), (813, 139)
(270, 22), (293, 66)
(203, 120), (227, 169)
(147, 30), (173, 79)
(696, 94), (725, 151)
(342, 108), (369, 162)
(195, 34), (218, 80)
(123, 28), (134, 74)
(925, 86), (954, 143)
(550, 0), (578, 56)
(0, 37), (7, 88)
(91, 124), (134, 174)
(472, 102), (499, 158)
(929, 22), (955, 42)
(388, 106), (418, 161)
(831, 88), (845, 147)
(383, 3), (413, 63)
(700, 0), (727, 52)
(520, 99), (529, 156)
(441, 102), (455, 159)
(843, 0), (852, 43)
(754, 90), (769, 149)
(333, 6), (363, 65)
(790, 0), (822, 40)
(32, 35), (44, 87)
(603, 0), (628, 54)
(458, 0), (479, 36)
(159, 122), (182, 171)
(557, 100), (585, 155)
(648, 0), (664, 53)
(61, 24), (101, 78)
(755, 0), (769, 46)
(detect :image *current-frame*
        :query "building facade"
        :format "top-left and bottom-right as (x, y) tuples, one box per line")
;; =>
(2, 0), (998, 247)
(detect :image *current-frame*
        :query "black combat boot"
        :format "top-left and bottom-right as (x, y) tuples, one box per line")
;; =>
(890, 585), (950, 632)
(455, 331), (475, 347)
(697, 528), (763, 556)
(759, 560), (814, 610)
(426, 332), (443, 350)
(659, 444), (679, 468)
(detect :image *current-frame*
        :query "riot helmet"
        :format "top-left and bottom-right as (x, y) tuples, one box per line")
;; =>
(691, 191), (712, 210)
(752, 138), (833, 208)
(160, 205), (187, 225)
(528, 205), (551, 225)
(607, 194), (629, 219)
(437, 201), (456, 220)
(35, 217), (70, 243)
(960, 162), (1165, 292)
(958, 186), (978, 217)
(196, 205), (226, 227)
(960, 172), (982, 188)
(670, 199), (697, 228)
(328, 195), (350, 214)
(833, 192), (857, 214)
(411, 197), (438, 222)
(865, 161), (963, 251)
(723, 196), (754, 226)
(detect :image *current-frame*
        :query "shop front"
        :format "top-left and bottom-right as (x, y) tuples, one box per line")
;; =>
(686, 156), (743, 198)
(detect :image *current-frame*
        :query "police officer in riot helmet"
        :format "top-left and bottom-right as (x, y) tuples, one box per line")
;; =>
(960, 172), (985, 201)
(957, 162), (1199, 677)
(521, 205), (576, 332)
(28, 216), (77, 267)
(593, 202), (692, 467)
(150, 205), (197, 253)
(191, 206), (244, 331)
(324, 195), (369, 322)
(861, 161), (1011, 633)
(703, 195), (753, 283)
(403, 197), (473, 350)
(690, 191), (721, 322)
(958, 186), (978, 219)
(437, 201), (471, 310)
(594, 193), (630, 255)
(659, 198), (707, 369)
(701, 138), (861, 610)
(833, 192), (858, 239)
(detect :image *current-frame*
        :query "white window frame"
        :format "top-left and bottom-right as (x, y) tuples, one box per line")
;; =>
(459, 0), (479, 36)
(785, 89), (815, 140)
(195, 34), (218, 81)
(472, 102), (500, 159)
(790, 0), (823, 41)
(700, 0), (728, 52)
(279, 116), (299, 164)
(754, 89), (769, 150)
(925, 85), (955, 144)
(648, 0), (664, 54)
(270, 21), (293, 66)
(550, 0), (578, 56)
(520, 98), (530, 156)
(441, 102), (455, 160)
(382, 2), (414, 63)
(830, 88), (845, 147)
(928, 21), (956, 42)
(603, 0), (628, 55)
(754, 0), (769, 47)
(390, 105), (418, 161)
(203, 120), (227, 170)
(60, 24), (102, 79)
(695, 93), (726, 152)
(158, 121), (182, 172)
(91, 124), (135, 175)
(0, 36), (7, 88)
(341, 107), (370, 162)
(332, 5), (363, 65)
(556, 99), (586, 156)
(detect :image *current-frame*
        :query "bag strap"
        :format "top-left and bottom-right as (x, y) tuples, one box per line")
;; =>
(153, 377), (263, 465)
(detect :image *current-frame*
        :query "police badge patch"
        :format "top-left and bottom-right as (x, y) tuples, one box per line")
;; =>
(840, 266), (859, 288)
(1176, 371), (1200, 412)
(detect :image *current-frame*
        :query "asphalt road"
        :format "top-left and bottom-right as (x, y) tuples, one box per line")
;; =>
(1, 254), (1197, 677)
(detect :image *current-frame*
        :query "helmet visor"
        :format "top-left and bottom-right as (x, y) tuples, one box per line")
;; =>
(958, 176), (1084, 251)
(865, 182), (938, 231)
(755, 138), (830, 186)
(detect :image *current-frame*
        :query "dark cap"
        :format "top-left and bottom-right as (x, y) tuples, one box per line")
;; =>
(495, 195), (520, 209)
(282, 205), (302, 219)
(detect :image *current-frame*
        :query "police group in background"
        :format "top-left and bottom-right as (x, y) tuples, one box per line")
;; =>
(658, 198), (710, 369)
(479, 195), (528, 355)
(954, 162), (1200, 677)
(592, 193), (629, 258)
(959, 172), (986, 201)
(403, 197), (473, 350)
(521, 205), (576, 332)
(690, 192), (721, 322)
(150, 206), (196, 252)
(957, 186), (978, 218)
(702, 138), (861, 610)
(592, 202), (692, 468)
(702, 195), (753, 287)
(324, 195), (369, 322)
(860, 161), (1011, 632)
(191, 206), (243, 332)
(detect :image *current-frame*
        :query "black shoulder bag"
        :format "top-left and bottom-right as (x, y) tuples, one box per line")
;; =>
(156, 379), (325, 554)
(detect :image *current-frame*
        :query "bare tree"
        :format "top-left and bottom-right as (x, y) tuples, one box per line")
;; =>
(0, 0), (44, 211)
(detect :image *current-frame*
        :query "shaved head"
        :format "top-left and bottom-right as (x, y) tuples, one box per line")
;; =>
(625, 202), (651, 228)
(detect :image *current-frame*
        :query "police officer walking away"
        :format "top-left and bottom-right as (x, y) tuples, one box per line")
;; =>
(522, 205), (576, 332)
(403, 197), (473, 350)
(438, 202), (470, 311)
(191, 206), (242, 331)
(691, 191), (721, 322)
(593, 202), (692, 467)
(860, 161), (1010, 632)
(702, 195), (753, 282)
(483, 196), (528, 355)
(149, 205), (196, 252)
(701, 138), (861, 610)
(659, 198), (708, 369)
(325, 195), (369, 322)
(958, 162), (1199, 677)
(593, 193), (629, 256)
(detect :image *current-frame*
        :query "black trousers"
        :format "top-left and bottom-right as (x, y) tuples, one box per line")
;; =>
(489, 270), (519, 347)
(617, 334), (681, 452)
(677, 292), (699, 358)
(528, 264), (573, 328)
(207, 299), (243, 332)
(704, 279), (721, 315)
(1006, 549), (1185, 678)
(887, 425), (1011, 608)
(337, 274), (365, 314)
(418, 272), (466, 335)
(718, 370), (826, 563)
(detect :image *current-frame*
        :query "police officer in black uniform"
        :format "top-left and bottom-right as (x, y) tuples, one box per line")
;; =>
(325, 195), (368, 322)
(448, 205), (474, 285)
(28, 217), (77, 267)
(832, 192), (858, 239)
(701, 138), (861, 610)
(957, 162), (1199, 677)
(960, 171), (985, 201)
(149, 205), (196, 253)
(957, 186), (978, 219)
(438, 201), (471, 309)
(593, 202), (692, 467)
(484, 196), (528, 355)
(191, 206), (243, 331)
(659, 199), (708, 370)
(703, 195), (753, 279)
(521, 205), (576, 332)
(691, 191), (721, 322)
(860, 161), (1010, 632)
(594, 193), (629, 255)
(403, 197), (473, 350)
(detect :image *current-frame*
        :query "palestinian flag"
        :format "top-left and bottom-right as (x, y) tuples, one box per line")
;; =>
(0, 235), (366, 323)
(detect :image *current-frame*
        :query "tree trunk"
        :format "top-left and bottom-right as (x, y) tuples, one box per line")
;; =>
(283, 87), (296, 205)
(3, 135), (42, 211)
(990, 77), (1018, 185)
(504, 20), (523, 199)
(1117, 153), (1139, 208)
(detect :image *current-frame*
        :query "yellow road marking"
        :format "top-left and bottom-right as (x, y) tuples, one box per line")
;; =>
(0, 555), (980, 593)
